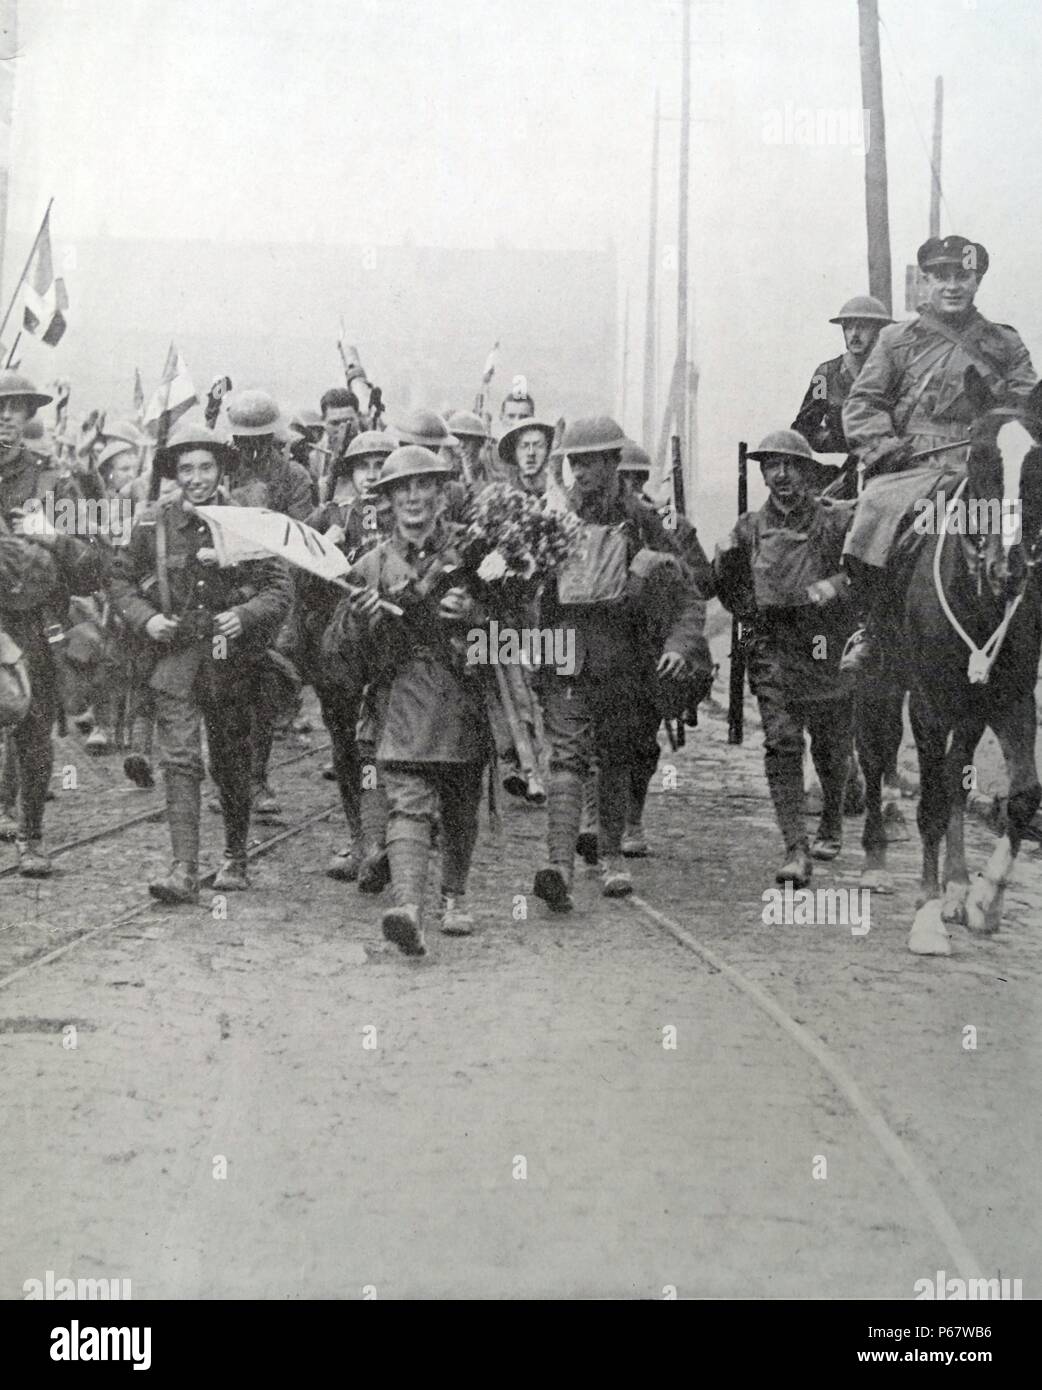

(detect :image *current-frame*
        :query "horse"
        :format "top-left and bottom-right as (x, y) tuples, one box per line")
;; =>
(860, 366), (1042, 954)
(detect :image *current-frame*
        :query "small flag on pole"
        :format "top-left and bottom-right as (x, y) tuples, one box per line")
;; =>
(482, 342), (500, 385)
(22, 209), (68, 346)
(144, 344), (198, 443)
(133, 369), (145, 423)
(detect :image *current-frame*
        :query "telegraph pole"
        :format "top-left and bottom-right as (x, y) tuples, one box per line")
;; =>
(857, 0), (892, 313)
(0, 0), (17, 301)
(674, 0), (692, 467)
(619, 287), (630, 429)
(929, 75), (943, 238)
(641, 89), (660, 450)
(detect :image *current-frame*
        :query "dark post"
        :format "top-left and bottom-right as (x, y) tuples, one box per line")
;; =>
(727, 440), (748, 745)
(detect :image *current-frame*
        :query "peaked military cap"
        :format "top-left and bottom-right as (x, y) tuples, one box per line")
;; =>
(917, 235), (989, 277)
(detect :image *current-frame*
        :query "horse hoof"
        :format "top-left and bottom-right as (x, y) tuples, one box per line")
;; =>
(908, 900), (952, 956)
(940, 882), (969, 925)
(861, 868), (894, 894)
(965, 878), (1002, 935)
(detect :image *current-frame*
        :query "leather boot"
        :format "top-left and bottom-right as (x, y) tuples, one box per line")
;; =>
(16, 838), (52, 878)
(213, 857), (249, 891)
(327, 841), (363, 882)
(439, 892), (475, 936)
(149, 861), (200, 904)
(0, 806), (17, 841)
(381, 903), (426, 956)
(600, 856), (634, 898)
(776, 848), (813, 888)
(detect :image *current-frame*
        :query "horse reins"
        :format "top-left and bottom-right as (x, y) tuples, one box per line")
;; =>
(932, 476), (1027, 684)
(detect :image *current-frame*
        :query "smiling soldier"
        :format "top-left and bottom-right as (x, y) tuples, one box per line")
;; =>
(109, 416), (292, 903)
(714, 430), (856, 888)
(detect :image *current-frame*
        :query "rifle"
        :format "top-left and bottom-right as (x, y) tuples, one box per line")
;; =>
(670, 432), (685, 524)
(727, 440), (748, 745)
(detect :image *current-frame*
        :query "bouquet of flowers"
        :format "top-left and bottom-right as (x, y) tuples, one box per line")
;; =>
(459, 483), (583, 594)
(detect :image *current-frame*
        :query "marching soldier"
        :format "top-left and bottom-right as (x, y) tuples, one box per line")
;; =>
(0, 372), (103, 873)
(301, 429), (395, 882)
(714, 430), (856, 886)
(336, 445), (493, 957)
(533, 416), (705, 910)
(226, 389), (312, 819)
(288, 408), (329, 500)
(840, 235), (1038, 672)
(791, 295), (893, 495)
(445, 411), (492, 489)
(497, 417), (555, 497)
(498, 379), (535, 434)
(108, 417), (292, 903)
(395, 407), (468, 522)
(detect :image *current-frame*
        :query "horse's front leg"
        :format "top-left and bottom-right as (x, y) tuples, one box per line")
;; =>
(966, 694), (1042, 934)
(856, 685), (893, 893)
(939, 716), (986, 924)
(909, 693), (948, 908)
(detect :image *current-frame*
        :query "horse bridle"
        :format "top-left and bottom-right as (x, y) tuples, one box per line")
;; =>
(933, 476), (1041, 684)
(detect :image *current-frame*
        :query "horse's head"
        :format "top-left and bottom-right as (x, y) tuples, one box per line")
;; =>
(963, 367), (1042, 597)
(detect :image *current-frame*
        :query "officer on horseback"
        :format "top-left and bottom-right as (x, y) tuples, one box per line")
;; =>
(840, 235), (1038, 673)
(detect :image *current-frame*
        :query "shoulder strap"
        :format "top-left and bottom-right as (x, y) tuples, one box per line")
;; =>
(917, 310), (1009, 383)
(154, 504), (172, 616)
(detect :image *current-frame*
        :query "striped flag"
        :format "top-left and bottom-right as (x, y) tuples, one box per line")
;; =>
(144, 344), (198, 442)
(22, 210), (68, 346)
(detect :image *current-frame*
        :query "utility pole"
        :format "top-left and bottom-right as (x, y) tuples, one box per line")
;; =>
(929, 75), (943, 238)
(619, 287), (630, 429)
(857, 0), (892, 313)
(0, 0), (17, 302)
(674, 0), (692, 471)
(641, 89), (660, 450)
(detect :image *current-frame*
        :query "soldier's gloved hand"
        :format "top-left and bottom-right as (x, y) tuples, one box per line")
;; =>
(657, 650), (687, 680)
(213, 609), (244, 640)
(438, 586), (474, 622)
(145, 613), (180, 643)
(196, 547), (220, 567)
(861, 437), (912, 478)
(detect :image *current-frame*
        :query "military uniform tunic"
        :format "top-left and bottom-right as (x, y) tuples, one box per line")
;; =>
(842, 308), (1038, 568)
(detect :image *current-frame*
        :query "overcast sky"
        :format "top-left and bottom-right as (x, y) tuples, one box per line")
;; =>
(6, 0), (1042, 502)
